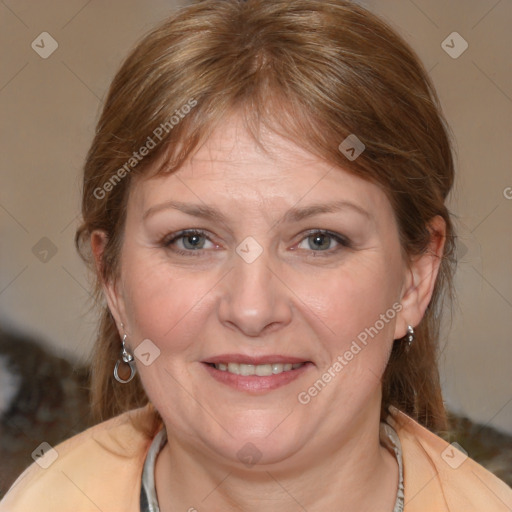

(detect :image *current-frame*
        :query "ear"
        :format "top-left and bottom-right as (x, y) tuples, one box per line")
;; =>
(394, 215), (446, 339)
(91, 230), (127, 333)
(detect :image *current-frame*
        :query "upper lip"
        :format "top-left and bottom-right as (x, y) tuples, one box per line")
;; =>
(203, 354), (311, 365)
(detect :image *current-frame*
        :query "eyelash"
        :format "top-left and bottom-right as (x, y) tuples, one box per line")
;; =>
(161, 229), (351, 257)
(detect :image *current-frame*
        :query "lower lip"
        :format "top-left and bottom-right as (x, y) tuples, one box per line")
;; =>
(201, 362), (314, 393)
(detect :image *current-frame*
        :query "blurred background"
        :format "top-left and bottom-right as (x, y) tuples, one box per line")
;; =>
(0, 0), (511, 497)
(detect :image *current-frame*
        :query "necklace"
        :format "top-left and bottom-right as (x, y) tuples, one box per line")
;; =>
(140, 422), (404, 512)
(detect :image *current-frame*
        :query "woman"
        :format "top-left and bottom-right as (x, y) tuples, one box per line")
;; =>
(2, 0), (511, 510)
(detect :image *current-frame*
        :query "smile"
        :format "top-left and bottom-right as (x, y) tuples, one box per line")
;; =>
(208, 362), (306, 376)
(202, 361), (313, 393)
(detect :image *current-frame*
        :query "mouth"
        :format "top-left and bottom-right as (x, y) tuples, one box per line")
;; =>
(201, 355), (313, 392)
(204, 361), (308, 376)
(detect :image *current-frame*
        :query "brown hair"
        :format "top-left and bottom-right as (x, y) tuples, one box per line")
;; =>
(76, 0), (456, 434)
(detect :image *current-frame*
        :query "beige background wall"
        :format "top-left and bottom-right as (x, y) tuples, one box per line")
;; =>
(1, 0), (511, 434)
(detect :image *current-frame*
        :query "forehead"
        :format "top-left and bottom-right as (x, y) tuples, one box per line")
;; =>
(185, 115), (317, 173)
(129, 113), (393, 222)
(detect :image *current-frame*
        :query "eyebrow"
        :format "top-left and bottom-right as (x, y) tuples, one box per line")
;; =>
(142, 199), (371, 223)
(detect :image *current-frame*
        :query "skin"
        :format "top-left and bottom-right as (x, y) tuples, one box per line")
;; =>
(92, 113), (445, 512)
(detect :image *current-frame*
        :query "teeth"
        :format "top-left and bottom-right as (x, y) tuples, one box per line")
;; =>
(214, 362), (305, 375)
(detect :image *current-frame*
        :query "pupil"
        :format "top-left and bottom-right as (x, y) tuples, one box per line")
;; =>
(185, 234), (203, 249)
(311, 234), (329, 250)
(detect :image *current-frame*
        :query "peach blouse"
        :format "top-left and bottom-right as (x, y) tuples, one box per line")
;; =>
(1, 404), (511, 511)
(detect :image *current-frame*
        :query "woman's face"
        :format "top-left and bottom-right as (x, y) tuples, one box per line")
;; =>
(102, 113), (431, 466)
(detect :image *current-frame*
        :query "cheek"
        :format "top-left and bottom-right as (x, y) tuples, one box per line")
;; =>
(303, 256), (401, 356)
(120, 249), (212, 347)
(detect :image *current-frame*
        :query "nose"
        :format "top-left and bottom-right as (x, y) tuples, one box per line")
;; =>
(217, 246), (293, 338)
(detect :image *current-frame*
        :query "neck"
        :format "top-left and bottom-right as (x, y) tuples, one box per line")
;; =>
(155, 398), (398, 512)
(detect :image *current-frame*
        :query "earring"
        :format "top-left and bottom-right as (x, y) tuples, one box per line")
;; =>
(405, 325), (415, 347)
(114, 334), (137, 383)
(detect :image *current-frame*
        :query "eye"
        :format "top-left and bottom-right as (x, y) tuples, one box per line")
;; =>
(161, 228), (351, 257)
(162, 229), (216, 256)
(295, 229), (351, 254)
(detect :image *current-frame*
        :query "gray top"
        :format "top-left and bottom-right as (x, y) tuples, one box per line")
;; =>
(140, 421), (405, 512)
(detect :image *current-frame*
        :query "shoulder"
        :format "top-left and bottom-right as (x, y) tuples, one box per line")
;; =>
(387, 406), (512, 512)
(0, 403), (159, 512)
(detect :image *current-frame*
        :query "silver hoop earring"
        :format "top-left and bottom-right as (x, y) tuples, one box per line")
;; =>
(405, 325), (415, 347)
(114, 334), (137, 383)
